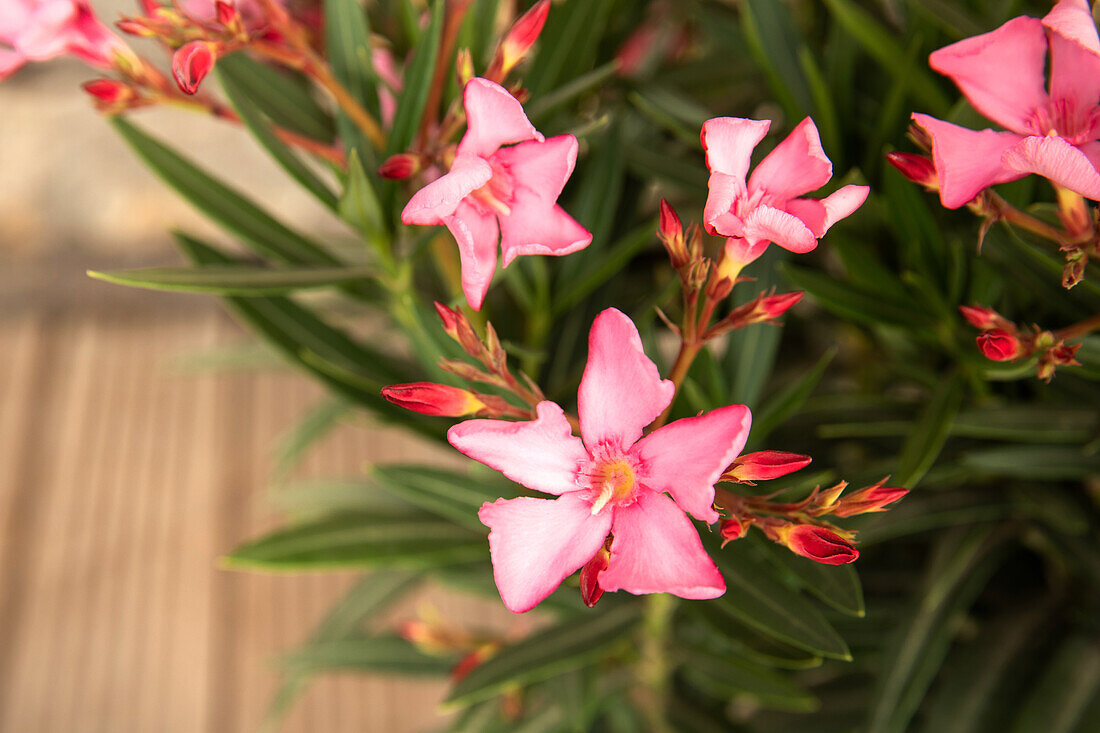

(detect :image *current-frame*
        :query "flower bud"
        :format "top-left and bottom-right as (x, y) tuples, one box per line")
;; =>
(958, 305), (1008, 330)
(456, 47), (474, 87)
(657, 199), (688, 268)
(759, 291), (803, 321)
(719, 518), (747, 547)
(378, 153), (421, 180)
(452, 644), (499, 683)
(832, 481), (908, 517)
(885, 151), (938, 189)
(381, 382), (485, 417)
(215, 0), (244, 33)
(579, 547), (610, 607)
(815, 480), (848, 509)
(434, 301), (484, 357)
(781, 525), (859, 565)
(724, 451), (812, 483)
(1063, 252), (1086, 290)
(140, 0), (162, 14)
(171, 41), (217, 95)
(499, 0), (550, 75)
(976, 329), (1020, 361)
(1049, 342), (1082, 366)
(83, 79), (137, 106)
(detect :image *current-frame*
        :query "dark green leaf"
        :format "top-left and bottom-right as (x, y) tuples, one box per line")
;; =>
(678, 646), (818, 712)
(326, 0), (379, 165)
(339, 149), (387, 242)
(750, 347), (837, 445)
(894, 374), (964, 488)
(782, 263), (935, 328)
(87, 264), (374, 295)
(284, 634), (456, 675)
(740, 0), (812, 121)
(755, 537), (864, 617)
(387, 0), (444, 155)
(1011, 635), (1100, 733)
(962, 446), (1100, 480)
(372, 465), (510, 531)
(216, 53), (335, 142)
(552, 222), (655, 315)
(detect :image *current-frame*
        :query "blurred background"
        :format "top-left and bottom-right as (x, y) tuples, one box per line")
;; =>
(0, 3), (513, 730)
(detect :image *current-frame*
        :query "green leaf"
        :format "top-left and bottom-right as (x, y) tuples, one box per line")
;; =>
(217, 66), (339, 210)
(822, 0), (949, 114)
(325, 0), (378, 165)
(225, 514), (484, 571)
(87, 264), (375, 295)
(755, 537), (864, 617)
(372, 465), (510, 531)
(782, 263), (935, 328)
(552, 222), (655, 316)
(1011, 635), (1100, 733)
(272, 397), (350, 482)
(387, 0), (444, 155)
(284, 634), (456, 676)
(750, 347), (837, 445)
(894, 374), (963, 489)
(962, 446), (1100, 480)
(112, 118), (338, 266)
(216, 53), (335, 142)
(339, 149), (387, 242)
(446, 604), (643, 707)
(678, 646), (818, 712)
(525, 0), (613, 98)
(739, 0), (812, 121)
(708, 539), (851, 660)
(526, 61), (620, 121)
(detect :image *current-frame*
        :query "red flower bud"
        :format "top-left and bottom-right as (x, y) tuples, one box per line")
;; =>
(959, 305), (1007, 330)
(886, 151), (938, 189)
(1049, 342), (1082, 366)
(579, 547), (610, 608)
(171, 41), (217, 95)
(658, 199), (682, 241)
(782, 525), (859, 565)
(976, 329), (1020, 361)
(725, 451), (812, 483)
(759, 291), (803, 320)
(832, 482), (908, 517)
(381, 382), (485, 417)
(215, 0), (242, 30)
(500, 0), (550, 73)
(719, 518), (747, 547)
(434, 301), (484, 358)
(657, 199), (689, 268)
(83, 79), (136, 105)
(378, 153), (421, 180)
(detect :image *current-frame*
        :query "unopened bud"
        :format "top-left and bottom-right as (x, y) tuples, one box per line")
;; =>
(434, 301), (484, 357)
(719, 518), (748, 547)
(171, 41), (217, 95)
(885, 151), (938, 189)
(657, 199), (688, 268)
(959, 305), (1009, 330)
(759, 292), (803, 320)
(116, 18), (157, 37)
(815, 480), (848, 509)
(832, 480), (908, 517)
(499, 0), (550, 75)
(724, 451), (812, 483)
(1049, 342), (1082, 366)
(140, 0), (161, 14)
(452, 644), (499, 683)
(456, 47), (474, 87)
(976, 329), (1020, 361)
(378, 153), (421, 180)
(215, 0), (244, 33)
(780, 524), (859, 565)
(83, 78), (137, 106)
(381, 382), (485, 416)
(579, 547), (610, 607)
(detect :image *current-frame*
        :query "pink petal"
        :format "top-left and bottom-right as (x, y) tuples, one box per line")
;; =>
(442, 200), (500, 310)
(13, 0), (75, 59)
(599, 490), (725, 599)
(701, 117), (770, 181)
(457, 78), (543, 159)
(748, 117), (833, 203)
(1042, 0), (1100, 56)
(448, 401), (588, 496)
(495, 134), (579, 205)
(401, 154), (492, 225)
(912, 113), (1026, 209)
(723, 237), (770, 268)
(784, 184), (870, 238)
(928, 16), (1049, 134)
(0, 48), (26, 79)
(633, 404), (751, 523)
(741, 204), (818, 253)
(703, 172), (747, 236)
(479, 493), (612, 613)
(577, 309), (674, 452)
(499, 195), (591, 266)
(1046, 31), (1100, 137)
(1001, 134), (1100, 201)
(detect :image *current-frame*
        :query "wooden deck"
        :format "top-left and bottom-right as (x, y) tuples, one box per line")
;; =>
(0, 302), (512, 732)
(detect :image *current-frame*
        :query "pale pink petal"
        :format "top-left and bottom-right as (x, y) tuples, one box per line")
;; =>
(701, 117), (770, 181)
(928, 16), (1048, 133)
(784, 184), (870, 238)
(577, 309), (674, 452)
(723, 237), (769, 268)
(499, 194), (591, 266)
(0, 1), (33, 42)
(1047, 31), (1100, 136)
(1080, 140), (1100, 172)
(0, 48), (26, 79)
(741, 204), (818, 253)
(442, 201), (500, 310)
(748, 117), (833, 203)
(479, 493), (612, 613)
(633, 404), (751, 523)
(912, 113), (1026, 209)
(1042, 0), (1100, 56)
(457, 78), (542, 158)
(496, 134), (578, 204)
(448, 401), (588, 496)
(599, 490), (725, 599)
(13, 0), (75, 59)
(1001, 134), (1100, 201)
(401, 154), (492, 225)
(703, 172), (747, 236)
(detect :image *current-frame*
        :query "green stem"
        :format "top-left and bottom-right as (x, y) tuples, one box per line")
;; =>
(637, 594), (677, 733)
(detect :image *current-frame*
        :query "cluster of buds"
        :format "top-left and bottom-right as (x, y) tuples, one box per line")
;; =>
(960, 305), (1084, 381)
(716, 451), (907, 565)
(399, 607), (503, 684)
(382, 302), (549, 421)
(657, 199), (707, 287)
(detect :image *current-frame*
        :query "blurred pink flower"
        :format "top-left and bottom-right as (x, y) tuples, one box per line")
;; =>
(401, 78), (591, 310)
(913, 0), (1100, 208)
(178, 0), (277, 29)
(0, 0), (124, 79)
(701, 116), (868, 268)
(448, 308), (751, 613)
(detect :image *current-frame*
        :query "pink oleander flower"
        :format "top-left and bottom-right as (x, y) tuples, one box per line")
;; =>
(701, 116), (869, 268)
(448, 308), (751, 613)
(401, 77), (592, 310)
(0, 0), (125, 80)
(913, 0), (1100, 208)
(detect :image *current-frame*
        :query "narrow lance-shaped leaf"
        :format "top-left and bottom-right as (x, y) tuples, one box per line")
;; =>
(386, 0), (445, 156)
(894, 374), (963, 489)
(216, 53), (335, 142)
(87, 264), (375, 295)
(325, 0), (379, 166)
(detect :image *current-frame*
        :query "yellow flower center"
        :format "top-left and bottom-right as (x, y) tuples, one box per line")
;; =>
(588, 459), (636, 515)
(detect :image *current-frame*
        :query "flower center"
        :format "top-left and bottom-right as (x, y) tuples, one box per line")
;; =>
(470, 156), (516, 216)
(1027, 99), (1100, 145)
(584, 458), (637, 515)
